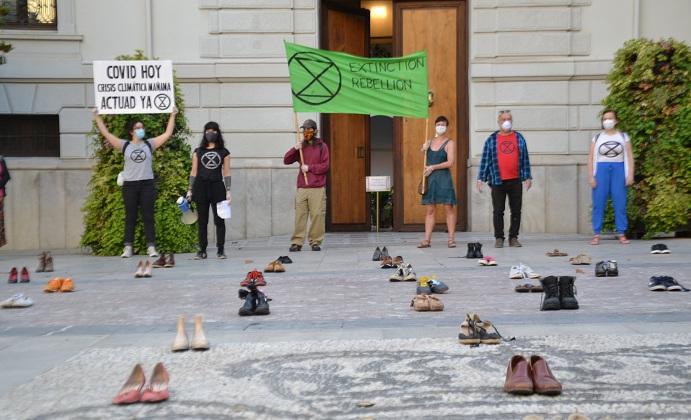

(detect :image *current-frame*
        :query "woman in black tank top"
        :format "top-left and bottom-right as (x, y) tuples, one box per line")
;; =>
(187, 122), (231, 259)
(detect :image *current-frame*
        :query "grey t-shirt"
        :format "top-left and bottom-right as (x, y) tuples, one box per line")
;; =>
(119, 139), (154, 181)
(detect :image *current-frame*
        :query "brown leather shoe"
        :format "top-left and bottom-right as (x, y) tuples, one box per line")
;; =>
(530, 355), (562, 395)
(509, 238), (522, 247)
(494, 238), (504, 248)
(503, 355), (534, 395)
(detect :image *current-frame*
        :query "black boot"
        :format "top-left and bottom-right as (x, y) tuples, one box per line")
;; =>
(238, 289), (256, 316)
(539, 276), (561, 311)
(558, 276), (579, 310)
(254, 290), (270, 316)
(465, 243), (475, 258)
(474, 243), (484, 259)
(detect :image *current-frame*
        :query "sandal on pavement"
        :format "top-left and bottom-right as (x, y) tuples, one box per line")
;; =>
(618, 235), (631, 244)
(417, 240), (431, 249)
(590, 235), (600, 245)
(447, 240), (456, 248)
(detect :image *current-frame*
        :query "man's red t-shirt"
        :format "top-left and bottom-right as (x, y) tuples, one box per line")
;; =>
(497, 132), (519, 181)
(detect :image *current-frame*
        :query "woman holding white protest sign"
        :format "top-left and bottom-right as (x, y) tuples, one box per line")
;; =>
(186, 121), (231, 260)
(93, 107), (178, 258)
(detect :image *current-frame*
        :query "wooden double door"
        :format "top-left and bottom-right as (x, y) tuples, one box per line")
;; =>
(322, 0), (468, 232)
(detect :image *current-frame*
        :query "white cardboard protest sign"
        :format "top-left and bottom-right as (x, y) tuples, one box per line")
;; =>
(93, 60), (175, 114)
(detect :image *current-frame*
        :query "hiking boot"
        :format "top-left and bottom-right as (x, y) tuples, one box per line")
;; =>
(494, 238), (504, 248)
(289, 244), (302, 252)
(389, 267), (404, 282)
(36, 252), (46, 272)
(539, 276), (561, 311)
(217, 248), (227, 259)
(254, 291), (270, 315)
(164, 253), (175, 267)
(372, 246), (382, 261)
(558, 276), (579, 310)
(121, 245), (133, 258)
(474, 243), (483, 258)
(152, 254), (167, 268)
(238, 289), (256, 316)
(43, 252), (54, 272)
(194, 251), (207, 260)
(465, 243), (475, 258)
(509, 237), (522, 247)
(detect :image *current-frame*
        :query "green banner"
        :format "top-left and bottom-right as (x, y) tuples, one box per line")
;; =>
(285, 42), (428, 118)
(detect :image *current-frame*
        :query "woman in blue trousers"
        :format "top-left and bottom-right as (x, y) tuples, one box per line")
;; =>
(588, 109), (635, 245)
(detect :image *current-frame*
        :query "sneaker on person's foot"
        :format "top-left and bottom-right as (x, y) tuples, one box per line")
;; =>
(194, 251), (207, 260)
(289, 244), (302, 252)
(311, 244), (321, 251)
(147, 246), (159, 258)
(509, 238), (522, 247)
(121, 245), (133, 258)
(494, 238), (504, 248)
(217, 247), (227, 259)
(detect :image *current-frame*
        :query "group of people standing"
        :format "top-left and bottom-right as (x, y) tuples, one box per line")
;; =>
(90, 107), (633, 258)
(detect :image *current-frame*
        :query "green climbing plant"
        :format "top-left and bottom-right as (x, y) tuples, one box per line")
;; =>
(0, 5), (12, 64)
(81, 50), (197, 255)
(602, 38), (691, 237)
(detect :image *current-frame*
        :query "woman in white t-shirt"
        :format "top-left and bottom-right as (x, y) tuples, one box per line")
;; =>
(587, 109), (635, 245)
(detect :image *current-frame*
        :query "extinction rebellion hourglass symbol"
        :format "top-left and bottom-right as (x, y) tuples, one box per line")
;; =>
(288, 52), (342, 105)
(130, 149), (146, 163)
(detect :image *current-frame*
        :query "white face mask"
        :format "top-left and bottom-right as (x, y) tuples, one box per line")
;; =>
(501, 120), (512, 131)
(602, 119), (616, 130)
(435, 125), (447, 135)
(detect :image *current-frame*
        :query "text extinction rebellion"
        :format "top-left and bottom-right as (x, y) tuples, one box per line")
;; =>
(93, 60), (176, 115)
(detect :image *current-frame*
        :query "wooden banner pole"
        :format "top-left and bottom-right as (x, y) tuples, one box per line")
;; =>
(293, 113), (309, 185)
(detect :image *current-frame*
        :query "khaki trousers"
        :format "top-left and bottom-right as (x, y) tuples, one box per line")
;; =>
(291, 187), (326, 246)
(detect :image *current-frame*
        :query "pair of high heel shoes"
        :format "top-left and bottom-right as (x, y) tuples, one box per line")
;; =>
(112, 362), (169, 404)
(171, 314), (210, 352)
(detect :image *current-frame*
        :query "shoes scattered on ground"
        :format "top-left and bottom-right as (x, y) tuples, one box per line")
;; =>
(390, 264), (416, 282)
(134, 260), (153, 278)
(241, 270), (266, 287)
(458, 313), (512, 345)
(1, 293), (34, 308)
(372, 246), (390, 260)
(153, 253), (176, 268)
(515, 283), (543, 293)
(36, 251), (54, 272)
(429, 279), (448, 293)
(238, 287), (271, 316)
(277, 256), (292, 264)
(8, 267), (30, 283)
(509, 263), (541, 280)
(380, 256), (396, 269)
(595, 260), (618, 277)
(466, 242), (483, 258)
(504, 355), (562, 396)
(648, 276), (689, 292)
(410, 294), (444, 311)
(546, 249), (568, 257)
(650, 243), (670, 254)
(171, 314), (210, 352)
(264, 260), (285, 273)
(414, 276), (447, 293)
(478, 256), (497, 266)
(44, 277), (75, 293)
(569, 254), (591, 265)
(539, 276), (578, 310)
(112, 362), (169, 405)
(509, 238), (522, 247)
(416, 277), (431, 294)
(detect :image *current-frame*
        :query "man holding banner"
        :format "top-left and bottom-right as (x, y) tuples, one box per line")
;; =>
(284, 119), (330, 252)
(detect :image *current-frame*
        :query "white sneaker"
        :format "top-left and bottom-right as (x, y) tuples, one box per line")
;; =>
(147, 246), (159, 258)
(520, 263), (541, 279)
(121, 245), (133, 258)
(389, 267), (404, 282)
(1, 293), (34, 308)
(509, 265), (524, 279)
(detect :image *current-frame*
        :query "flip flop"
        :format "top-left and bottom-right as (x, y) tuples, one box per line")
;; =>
(590, 235), (600, 245)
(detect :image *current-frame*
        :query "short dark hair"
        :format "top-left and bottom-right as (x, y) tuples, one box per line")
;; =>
(124, 120), (143, 135)
(601, 109), (618, 120)
(435, 115), (449, 125)
(199, 121), (225, 149)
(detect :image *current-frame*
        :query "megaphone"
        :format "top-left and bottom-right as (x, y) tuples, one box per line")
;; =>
(176, 196), (198, 225)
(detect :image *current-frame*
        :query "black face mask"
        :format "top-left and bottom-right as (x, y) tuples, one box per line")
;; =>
(205, 132), (218, 143)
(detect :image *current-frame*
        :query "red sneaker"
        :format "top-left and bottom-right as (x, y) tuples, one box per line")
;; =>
(240, 269), (266, 287)
(8, 267), (18, 283)
(20, 267), (30, 283)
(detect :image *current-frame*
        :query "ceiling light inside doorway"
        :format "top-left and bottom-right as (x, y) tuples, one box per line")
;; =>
(371, 6), (387, 19)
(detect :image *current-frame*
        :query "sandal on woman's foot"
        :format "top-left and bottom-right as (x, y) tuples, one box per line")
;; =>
(618, 235), (630, 244)
(447, 240), (456, 248)
(590, 235), (600, 245)
(417, 241), (431, 248)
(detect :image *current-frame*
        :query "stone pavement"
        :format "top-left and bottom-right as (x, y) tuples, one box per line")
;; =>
(0, 232), (690, 419)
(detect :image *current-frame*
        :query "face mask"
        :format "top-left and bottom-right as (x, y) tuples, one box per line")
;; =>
(134, 128), (145, 139)
(602, 119), (616, 130)
(501, 120), (512, 131)
(435, 125), (447, 135)
(205, 132), (218, 142)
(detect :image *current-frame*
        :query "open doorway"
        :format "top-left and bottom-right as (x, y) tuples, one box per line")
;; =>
(362, 1), (394, 230)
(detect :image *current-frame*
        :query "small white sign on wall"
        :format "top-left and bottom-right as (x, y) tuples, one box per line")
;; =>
(93, 60), (175, 114)
(366, 176), (391, 192)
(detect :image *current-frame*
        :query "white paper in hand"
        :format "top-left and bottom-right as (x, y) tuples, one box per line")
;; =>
(216, 200), (231, 219)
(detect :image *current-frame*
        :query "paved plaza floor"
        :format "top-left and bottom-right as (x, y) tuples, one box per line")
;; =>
(1, 232), (690, 419)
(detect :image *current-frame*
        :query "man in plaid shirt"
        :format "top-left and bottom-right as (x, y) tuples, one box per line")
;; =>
(476, 111), (532, 248)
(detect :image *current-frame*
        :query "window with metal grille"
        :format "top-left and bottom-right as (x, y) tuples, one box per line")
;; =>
(0, 115), (60, 157)
(1, 0), (57, 30)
